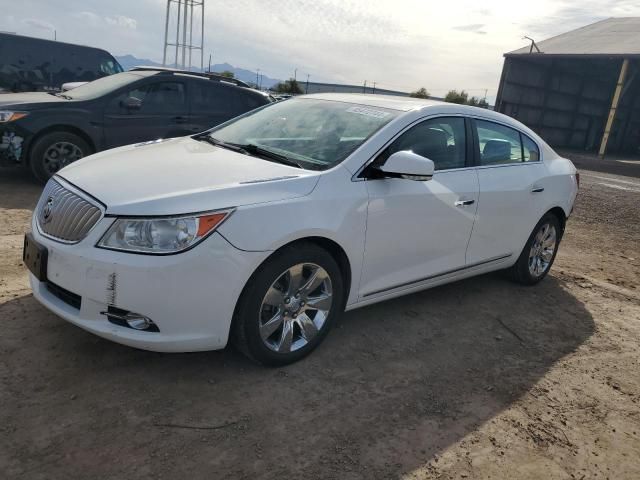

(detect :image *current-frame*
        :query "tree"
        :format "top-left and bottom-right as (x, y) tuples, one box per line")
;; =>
(467, 96), (489, 108)
(444, 90), (490, 108)
(410, 87), (430, 99)
(274, 78), (303, 94)
(219, 70), (235, 79)
(444, 89), (469, 104)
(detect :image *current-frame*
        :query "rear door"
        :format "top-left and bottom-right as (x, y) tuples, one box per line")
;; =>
(188, 80), (236, 133)
(102, 79), (189, 148)
(465, 118), (548, 264)
(188, 81), (266, 132)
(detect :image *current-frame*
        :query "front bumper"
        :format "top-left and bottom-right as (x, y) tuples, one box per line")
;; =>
(29, 219), (268, 352)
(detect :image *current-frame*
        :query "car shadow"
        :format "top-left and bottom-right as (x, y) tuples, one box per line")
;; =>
(0, 272), (594, 479)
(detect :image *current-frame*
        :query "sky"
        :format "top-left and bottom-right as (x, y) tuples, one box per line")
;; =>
(2, 0), (640, 102)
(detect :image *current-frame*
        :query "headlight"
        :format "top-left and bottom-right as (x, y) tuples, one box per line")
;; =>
(97, 210), (233, 254)
(0, 111), (28, 123)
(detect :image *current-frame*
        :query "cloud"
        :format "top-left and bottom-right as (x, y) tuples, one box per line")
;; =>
(21, 18), (55, 31)
(452, 23), (487, 34)
(105, 15), (137, 30)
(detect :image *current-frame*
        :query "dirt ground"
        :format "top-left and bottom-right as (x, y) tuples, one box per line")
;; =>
(1, 154), (639, 480)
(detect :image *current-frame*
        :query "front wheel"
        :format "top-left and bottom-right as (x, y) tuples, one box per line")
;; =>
(233, 243), (345, 366)
(509, 213), (562, 285)
(29, 131), (92, 183)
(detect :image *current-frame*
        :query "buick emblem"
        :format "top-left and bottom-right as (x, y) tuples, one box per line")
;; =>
(42, 197), (54, 223)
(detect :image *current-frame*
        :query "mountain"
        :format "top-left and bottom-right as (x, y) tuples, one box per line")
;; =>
(114, 54), (281, 89)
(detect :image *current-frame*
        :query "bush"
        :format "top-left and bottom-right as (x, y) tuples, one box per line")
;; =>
(410, 87), (430, 99)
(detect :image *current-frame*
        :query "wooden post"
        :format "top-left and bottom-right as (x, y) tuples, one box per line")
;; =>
(599, 58), (629, 158)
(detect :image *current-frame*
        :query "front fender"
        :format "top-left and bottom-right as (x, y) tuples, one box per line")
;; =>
(217, 169), (368, 305)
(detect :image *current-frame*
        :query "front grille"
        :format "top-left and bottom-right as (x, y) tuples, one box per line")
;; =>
(46, 281), (82, 310)
(36, 179), (102, 243)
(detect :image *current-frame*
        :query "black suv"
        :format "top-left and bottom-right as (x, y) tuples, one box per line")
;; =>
(0, 68), (272, 182)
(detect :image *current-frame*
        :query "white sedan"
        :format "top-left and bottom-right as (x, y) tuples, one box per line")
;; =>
(24, 93), (579, 365)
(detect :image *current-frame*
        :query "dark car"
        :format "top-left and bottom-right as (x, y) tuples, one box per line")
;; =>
(0, 33), (123, 93)
(0, 68), (273, 182)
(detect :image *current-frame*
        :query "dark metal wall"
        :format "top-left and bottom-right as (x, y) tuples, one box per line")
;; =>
(495, 56), (640, 154)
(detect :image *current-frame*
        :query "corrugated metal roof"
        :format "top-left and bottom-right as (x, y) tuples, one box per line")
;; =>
(507, 17), (640, 56)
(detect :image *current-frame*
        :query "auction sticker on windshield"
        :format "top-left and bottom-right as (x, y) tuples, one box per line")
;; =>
(346, 106), (391, 119)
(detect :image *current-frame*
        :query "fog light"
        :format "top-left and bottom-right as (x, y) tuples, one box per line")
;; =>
(126, 316), (154, 330)
(100, 306), (159, 332)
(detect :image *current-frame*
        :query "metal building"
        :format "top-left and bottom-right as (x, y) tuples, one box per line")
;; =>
(495, 18), (640, 156)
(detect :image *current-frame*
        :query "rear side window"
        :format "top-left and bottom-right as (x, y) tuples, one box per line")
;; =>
(190, 82), (255, 116)
(383, 117), (467, 171)
(522, 134), (540, 162)
(475, 119), (540, 165)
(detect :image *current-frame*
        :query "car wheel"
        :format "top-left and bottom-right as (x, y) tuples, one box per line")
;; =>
(233, 243), (345, 366)
(509, 213), (562, 285)
(29, 132), (91, 183)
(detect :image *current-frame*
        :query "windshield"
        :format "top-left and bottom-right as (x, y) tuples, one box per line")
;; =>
(65, 72), (141, 100)
(206, 98), (399, 170)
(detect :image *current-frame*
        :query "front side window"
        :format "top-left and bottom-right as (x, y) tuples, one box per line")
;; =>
(207, 98), (399, 170)
(99, 57), (123, 76)
(381, 117), (467, 171)
(109, 81), (186, 114)
(475, 120), (539, 165)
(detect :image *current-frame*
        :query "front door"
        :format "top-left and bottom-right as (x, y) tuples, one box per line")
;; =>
(102, 80), (189, 148)
(359, 116), (479, 298)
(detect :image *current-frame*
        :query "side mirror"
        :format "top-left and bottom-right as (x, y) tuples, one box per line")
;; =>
(121, 96), (142, 110)
(377, 151), (434, 181)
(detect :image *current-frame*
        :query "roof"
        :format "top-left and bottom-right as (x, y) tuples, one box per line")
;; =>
(0, 32), (112, 54)
(301, 93), (446, 111)
(507, 17), (640, 57)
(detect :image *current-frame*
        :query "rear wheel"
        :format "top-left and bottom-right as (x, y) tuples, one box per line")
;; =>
(29, 131), (91, 183)
(233, 243), (344, 366)
(509, 213), (562, 285)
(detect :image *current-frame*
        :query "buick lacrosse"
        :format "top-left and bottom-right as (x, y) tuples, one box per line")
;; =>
(24, 94), (578, 365)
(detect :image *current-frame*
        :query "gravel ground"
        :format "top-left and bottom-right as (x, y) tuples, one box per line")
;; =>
(0, 155), (639, 479)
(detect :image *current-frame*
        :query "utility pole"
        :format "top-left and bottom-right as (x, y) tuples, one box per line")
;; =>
(256, 68), (260, 88)
(208, 53), (211, 72)
(363, 80), (367, 93)
(306, 74), (310, 94)
(373, 82), (376, 94)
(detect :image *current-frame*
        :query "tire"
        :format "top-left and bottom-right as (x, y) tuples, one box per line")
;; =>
(29, 131), (92, 183)
(233, 242), (345, 366)
(509, 213), (562, 285)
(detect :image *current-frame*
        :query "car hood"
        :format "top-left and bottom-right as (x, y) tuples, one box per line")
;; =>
(0, 92), (68, 107)
(58, 137), (320, 216)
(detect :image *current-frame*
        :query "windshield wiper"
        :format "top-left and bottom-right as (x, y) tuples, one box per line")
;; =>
(236, 143), (304, 169)
(194, 136), (304, 169)
(193, 135), (249, 154)
(51, 92), (72, 100)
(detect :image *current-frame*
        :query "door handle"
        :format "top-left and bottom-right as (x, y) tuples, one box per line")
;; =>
(531, 187), (545, 193)
(173, 116), (188, 124)
(454, 199), (475, 207)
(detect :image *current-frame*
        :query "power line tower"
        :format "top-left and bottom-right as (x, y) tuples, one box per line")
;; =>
(162, 0), (204, 71)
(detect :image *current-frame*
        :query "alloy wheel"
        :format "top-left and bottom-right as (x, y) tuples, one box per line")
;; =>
(259, 263), (333, 353)
(528, 222), (557, 278)
(43, 142), (84, 175)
